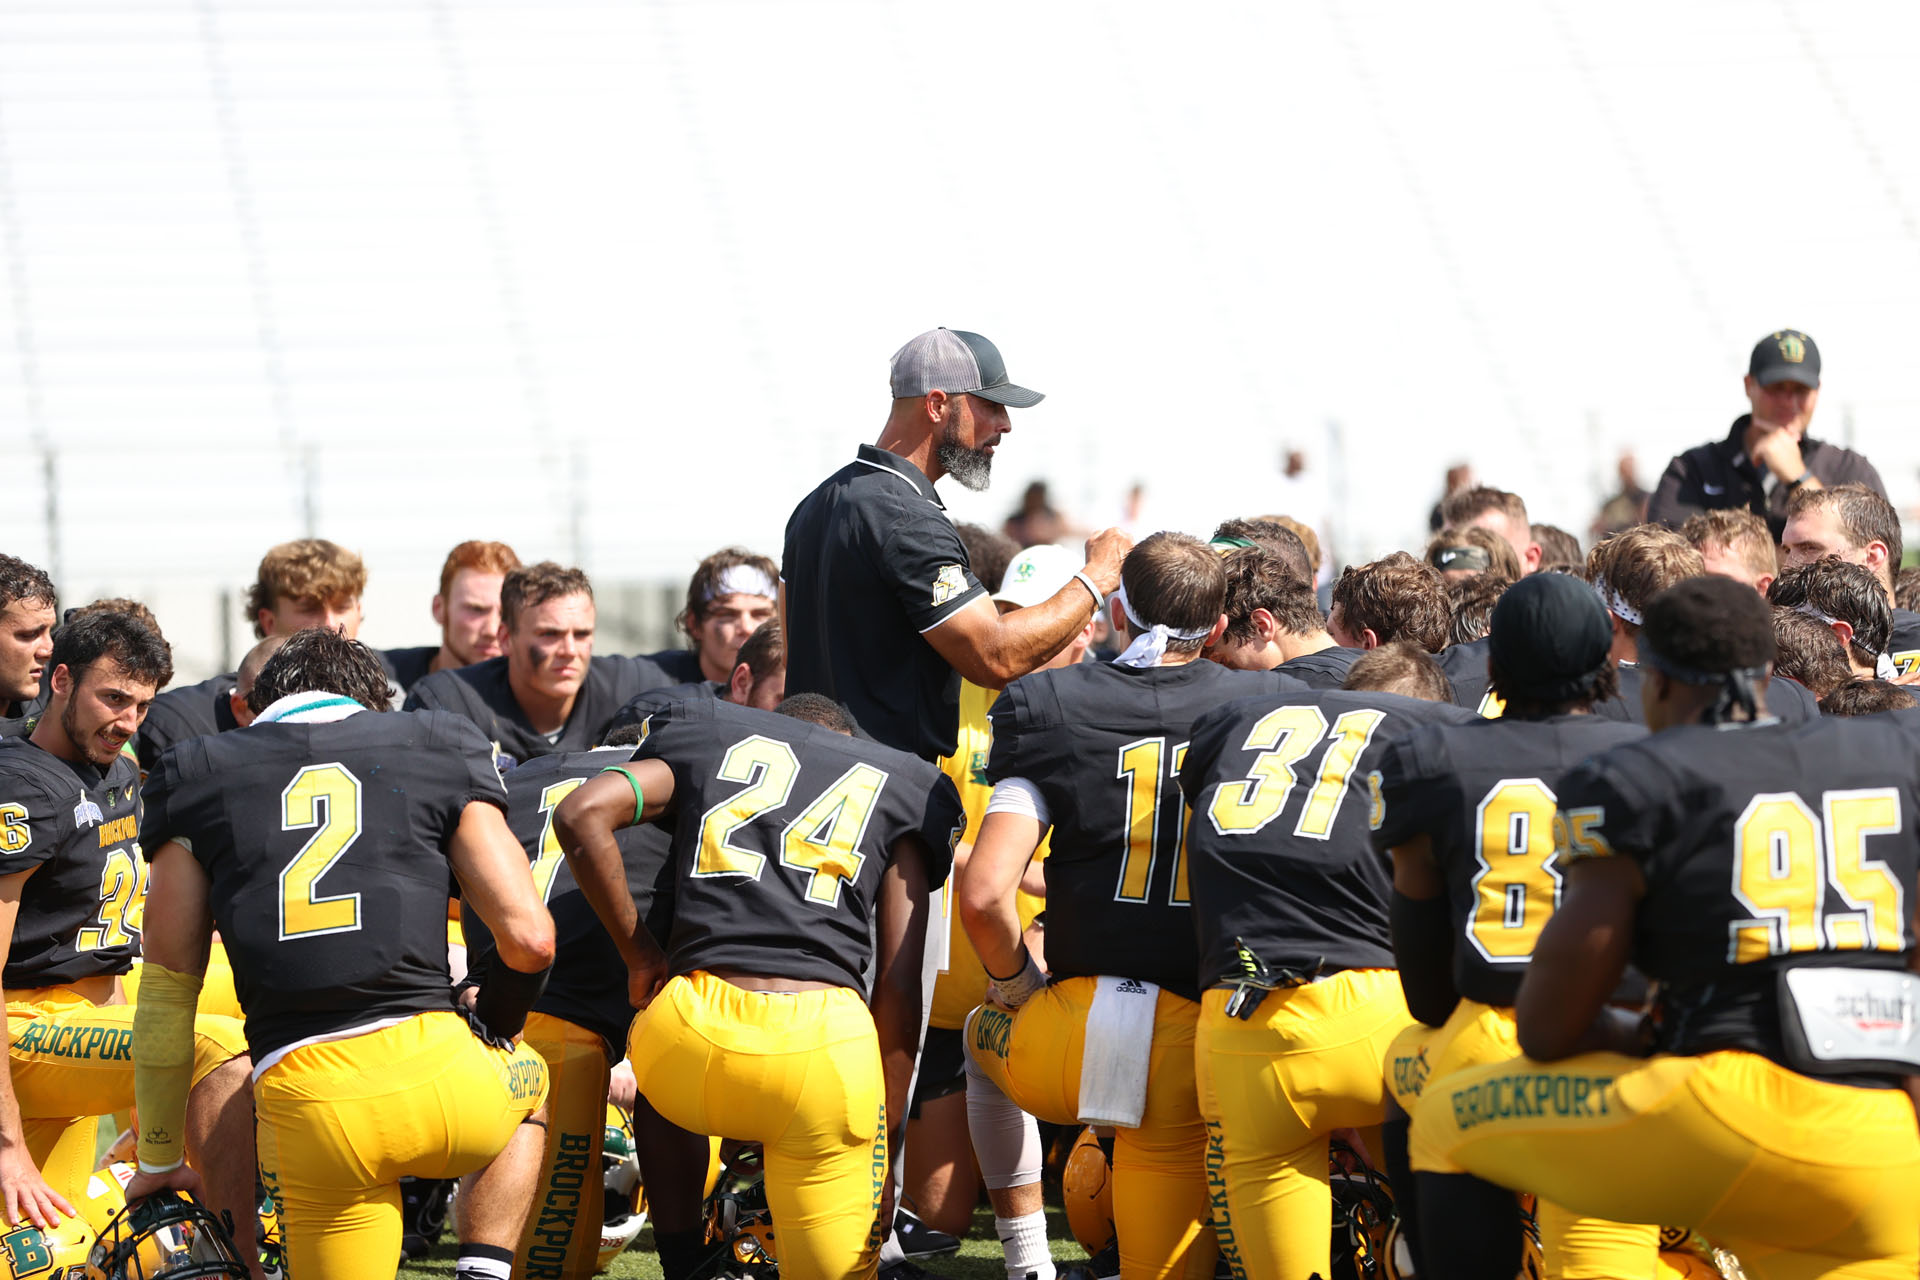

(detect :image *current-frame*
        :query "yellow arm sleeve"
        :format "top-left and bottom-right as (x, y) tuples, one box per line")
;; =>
(132, 962), (204, 1173)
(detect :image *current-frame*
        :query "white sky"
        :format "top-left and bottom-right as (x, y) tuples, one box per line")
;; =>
(4, 0), (1920, 670)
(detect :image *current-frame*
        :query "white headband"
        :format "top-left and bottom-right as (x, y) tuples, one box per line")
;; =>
(1592, 577), (1643, 627)
(1110, 582), (1214, 669)
(706, 565), (777, 603)
(1795, 604), (1898, 678)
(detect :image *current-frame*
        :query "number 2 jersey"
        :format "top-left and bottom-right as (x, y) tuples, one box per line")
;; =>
(142, 708), (508, 1065)
(986, 659), (1302, 1000)
(1180, 689), (1475, 994)
(0, 737), (144, 988)
(463, 747), (678, 1054)
(1368, 714), (1645, 1008)
(1554, 715), (1920, 1069)
(628, 699), (961, 990)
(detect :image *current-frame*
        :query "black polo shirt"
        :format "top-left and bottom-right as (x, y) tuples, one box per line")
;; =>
(783, 444), (986, 760)
(1646, 415), (1886, 539)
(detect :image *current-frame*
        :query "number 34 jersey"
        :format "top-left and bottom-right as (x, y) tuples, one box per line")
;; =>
(0, 737), (145, 988)
(629, 700), (961, 991)
(987, 660), (1299, 1000)
(1368, 714), (1645, 1007)
(142, 709), (508, 1063)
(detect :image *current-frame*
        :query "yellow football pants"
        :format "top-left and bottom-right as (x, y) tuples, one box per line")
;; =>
(1388, 1000), (1659, 1280)
(1413, 1048), (1920, 1280)
(1195, 969), (1408, 1280)
(6, 984), (247, 1202)
(253, 1010), (548, 1279)
(516, 1012), (611, 1280)
(628, 972), (888, 1280)
(966, 976), (1217, 1280)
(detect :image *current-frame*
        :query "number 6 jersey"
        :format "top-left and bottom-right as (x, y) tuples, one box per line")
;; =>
(141, 708), (508, 1064)
(1368, 714), (1645, 1007)
(628, 700), (962, 991)
(0, 736), (145, 987)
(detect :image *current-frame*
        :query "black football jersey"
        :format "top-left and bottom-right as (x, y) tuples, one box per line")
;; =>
(462, 748), (677, 1052)
(987, 659), (1301, 1000)
(1435, 637), (1495, 712)
(0, 738), (144, 987)
(404, 654), (674, 762)
(142, 709), (507, 1063)
(604, 681), (722, 745)
(1181, 689), (1476, 993)
(1888, 608), (1920, 679)
(1555, 715), (1920, 1063)
(1369, 714), (1645, 1006)
(1273, 647), (1363, 690)
(1597, 663), (1816, 725)
(133, 673), (239, 776)
(382, 646), (439, 693)
(630, 699), (961, 990)
(643, 649), (706, 685)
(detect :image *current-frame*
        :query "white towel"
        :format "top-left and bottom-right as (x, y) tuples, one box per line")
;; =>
(1077, 975), (1158, 1128)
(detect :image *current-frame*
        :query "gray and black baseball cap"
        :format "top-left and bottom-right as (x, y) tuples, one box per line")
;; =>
(1749, 329), (1821, 388)
(890, 328), (1044, 408)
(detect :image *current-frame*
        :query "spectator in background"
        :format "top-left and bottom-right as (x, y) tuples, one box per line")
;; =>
(1428, 462), (1474, 532)
(1647, 330), (1886, 537)
(1681, 508), (1777, 597)
(1272, 448), (1334, 583)
(383, 539), (522, 691)
(1424, 526), (1522, 583)
(1002, 480), (1067, 548)
(1440, 485), (1541, 575)
(1589, 451), (1649, 539)
(1771, 607), (1852, 700)
(1532, 524), (1582, 573)
(1819, 678), (1916, 717)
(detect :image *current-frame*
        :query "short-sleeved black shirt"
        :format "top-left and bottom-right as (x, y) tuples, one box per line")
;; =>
(1273, 646), (1363, 690)
(1180, 689), (1475, 993)
(987, 659), (1306, 1000)
(1556, 716), (1920, 1066)
(143, 708), (506, 1063)
(1596, 663), (1816, 725)
(630, 699), (961, 990)
(1369, 714), (1646, 1008)
(134, 673), (239, 776)
(783, 444), (988, 760)
(462, 747), (677, 1053)
(0, 738), (144, 987)
(404, 654), (674, 762)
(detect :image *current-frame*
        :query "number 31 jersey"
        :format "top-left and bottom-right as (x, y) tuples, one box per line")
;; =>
(0, 737), (145, 987)
(629, 700), (961, 991)
(1368, 714), (1644, 1007)
(142, 709), (508, 1063)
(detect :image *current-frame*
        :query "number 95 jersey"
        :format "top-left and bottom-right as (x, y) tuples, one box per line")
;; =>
(141, 709), (508, 1064)
(629, 700), (961, 990)
(1368, 714), (1644, 1007)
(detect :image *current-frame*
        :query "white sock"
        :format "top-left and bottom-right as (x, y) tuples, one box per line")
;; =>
(995, 1211), (1054, 1280)
(453, 1256), (513, 1280)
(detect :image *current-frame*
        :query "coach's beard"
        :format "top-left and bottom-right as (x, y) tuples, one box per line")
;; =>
(936, 430), (993, 492)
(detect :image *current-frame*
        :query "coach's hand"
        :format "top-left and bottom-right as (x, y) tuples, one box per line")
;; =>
(1082, 528), (1133, 596)
(1, 1145), (74, 1230)
(120, 1163), (200, 1208)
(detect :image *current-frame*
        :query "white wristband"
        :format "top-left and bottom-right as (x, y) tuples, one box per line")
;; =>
(987, 950), (1048, 1010)
(1072, 572), (1103, 609)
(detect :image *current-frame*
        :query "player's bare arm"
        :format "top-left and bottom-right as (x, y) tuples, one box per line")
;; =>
(1513, 856), (1644, 1062)
(448, 799), (555, 977)
(0, 866), (75, 1230)
(957, 809), (1043, 994)
(553, 760), (676, 1007)
(923, 529), (1130, 691)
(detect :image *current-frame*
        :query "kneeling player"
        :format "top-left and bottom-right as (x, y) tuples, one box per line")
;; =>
(0, 611), (262, 1273)
(1372, 573), (1657, 1279)
(960, 534), (1302, 1280)
(1414, 578), (1920, 1280)
(555, 694), (960, 1280)
(127, 628), (554, 1280)
(1177, 643), (1471, 1279)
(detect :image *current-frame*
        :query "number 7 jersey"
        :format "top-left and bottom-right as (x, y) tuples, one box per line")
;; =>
(1368, 714), (1645, 1006)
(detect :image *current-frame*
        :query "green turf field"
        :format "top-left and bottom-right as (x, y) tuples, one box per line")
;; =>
(397, 1205), (1091, 1279)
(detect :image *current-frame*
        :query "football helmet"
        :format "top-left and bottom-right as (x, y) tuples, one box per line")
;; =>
(86, 1190), (250, 1279)
(598, 1104), (648, 1272)
(703, 1147), (776, 1278)
(0, 1212), (95, 1279)
(1060, 1127), (1115, 1254)
(1328, 1138), (1394, 1280)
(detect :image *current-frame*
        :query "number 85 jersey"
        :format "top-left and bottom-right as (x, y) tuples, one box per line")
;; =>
(1368, 715), (1644, 1006)
(0, 737), (145, 988)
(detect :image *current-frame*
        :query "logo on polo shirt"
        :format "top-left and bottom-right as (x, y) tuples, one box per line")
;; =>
(932, 564), (968, 607)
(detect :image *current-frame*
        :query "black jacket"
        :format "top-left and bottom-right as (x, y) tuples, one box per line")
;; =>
(1647, 415), (1885, 538)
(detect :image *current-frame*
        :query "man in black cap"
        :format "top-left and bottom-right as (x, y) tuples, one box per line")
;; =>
(1647, 329), (1886, 537)
(1370, 572), (1655, 1280)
